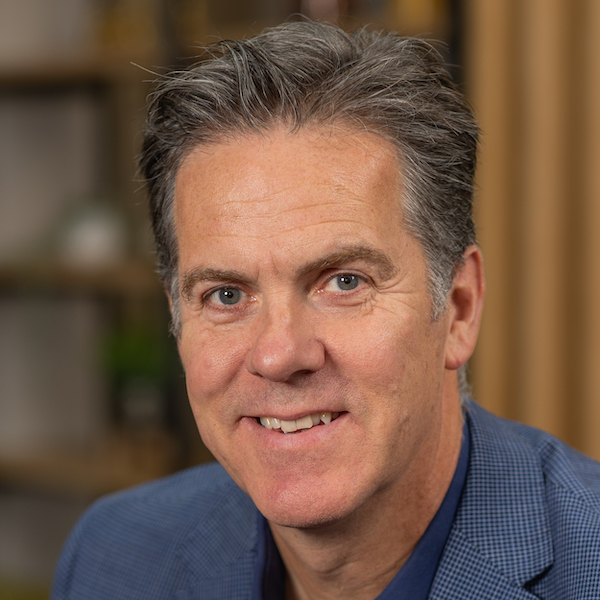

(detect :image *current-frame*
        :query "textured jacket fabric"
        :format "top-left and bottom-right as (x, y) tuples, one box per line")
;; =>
(51, 402), (600, 599)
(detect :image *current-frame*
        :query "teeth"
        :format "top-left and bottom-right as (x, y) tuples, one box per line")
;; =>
(280, 419), (298, 433)
(259, 412), (340, 432)
(296, 415), (313, 430)
(260, 417), (274, 429)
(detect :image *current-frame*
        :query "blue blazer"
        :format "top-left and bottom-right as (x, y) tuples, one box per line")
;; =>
(52, 402), (600, 599)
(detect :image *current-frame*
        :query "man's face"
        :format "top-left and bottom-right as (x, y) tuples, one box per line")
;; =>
(174, 127), (460, 528)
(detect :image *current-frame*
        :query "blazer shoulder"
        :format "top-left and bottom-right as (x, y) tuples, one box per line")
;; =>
(51, 462), (258, 599)
(82, 461), (253, 537)
(469, 402), (600, 510)
(459, 402), (600, 599)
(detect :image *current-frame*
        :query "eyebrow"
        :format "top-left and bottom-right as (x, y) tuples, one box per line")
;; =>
(180, 244), (398, 300)
(298, 245), (398, 281)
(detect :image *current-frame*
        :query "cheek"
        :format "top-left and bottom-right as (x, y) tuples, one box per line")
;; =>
(179, 325), (248, 399)
(328, 310), (445, 401)
(179, 327), (248, 463)
(331, 311), (419, 376)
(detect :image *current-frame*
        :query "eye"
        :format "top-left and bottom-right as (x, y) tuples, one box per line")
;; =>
(206, 287), (245, 306)
(324, 274), (362, 292)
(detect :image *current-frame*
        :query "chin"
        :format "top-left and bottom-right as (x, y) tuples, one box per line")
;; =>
(253, 481), (368, 530)
(262, 504), (349, 530)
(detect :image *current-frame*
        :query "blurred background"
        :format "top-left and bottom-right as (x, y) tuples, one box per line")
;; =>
(0, 0), (598, 597)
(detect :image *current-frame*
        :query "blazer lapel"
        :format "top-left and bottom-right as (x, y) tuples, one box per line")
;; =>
(429, 404), (554, 598)
(429, 527), (541, 600)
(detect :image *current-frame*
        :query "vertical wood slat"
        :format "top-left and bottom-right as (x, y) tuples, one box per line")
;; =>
(466, 0), (600, 454)
(465, 0), (517, 418)
(516, 0), (571, 437)
(580, 0), (600, 459)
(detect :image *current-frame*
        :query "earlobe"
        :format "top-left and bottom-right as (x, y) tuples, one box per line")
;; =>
(444, 245), (485, 370)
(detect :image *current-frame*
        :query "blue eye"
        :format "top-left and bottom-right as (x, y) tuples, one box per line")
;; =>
(212, 287), (243, 305)
(336, 274), (359, 290)
(324, 274), (361, 293)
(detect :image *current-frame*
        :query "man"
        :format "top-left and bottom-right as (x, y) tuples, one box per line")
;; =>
(52, 21), (600, 599)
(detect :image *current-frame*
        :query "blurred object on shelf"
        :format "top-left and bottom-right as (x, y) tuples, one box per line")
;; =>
(120, 377), (166, 429)
(56, 202), (128, 269)
(0, 89), (102, 266)
(102, 318), (174, 431)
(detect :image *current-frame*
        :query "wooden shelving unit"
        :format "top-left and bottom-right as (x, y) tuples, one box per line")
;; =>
(0, 261), (161, 297)
(0, 430), (177, 499)
(0, 0), (462, 495)
(0, 2), (460, 596)
(0, 26), (195, 590)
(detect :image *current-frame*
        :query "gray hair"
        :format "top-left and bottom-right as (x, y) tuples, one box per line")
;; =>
(140, 20), (479, 386)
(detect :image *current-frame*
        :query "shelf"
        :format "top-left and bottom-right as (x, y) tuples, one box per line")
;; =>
(0, 431), (180, 499)
(0, 261), (162, 297)
(0, 55), (160, 90)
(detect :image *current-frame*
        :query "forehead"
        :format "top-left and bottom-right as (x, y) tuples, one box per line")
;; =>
(173, 127), (409, 270)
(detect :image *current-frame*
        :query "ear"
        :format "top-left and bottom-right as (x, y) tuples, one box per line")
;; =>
(166, 287), (175, 316)
(165, 288), (182, 348)
(444, 245), (485, 370)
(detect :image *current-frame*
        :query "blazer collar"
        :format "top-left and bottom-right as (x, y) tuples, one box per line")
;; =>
(430, 403), (554, 598)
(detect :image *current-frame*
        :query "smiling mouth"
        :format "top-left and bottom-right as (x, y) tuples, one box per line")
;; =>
(258, 412), (341, 433)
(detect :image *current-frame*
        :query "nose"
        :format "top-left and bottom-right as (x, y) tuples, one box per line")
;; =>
(245, 301), (325, 382)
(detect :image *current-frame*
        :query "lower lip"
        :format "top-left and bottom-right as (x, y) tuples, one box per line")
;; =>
(242, 412), (348, 449)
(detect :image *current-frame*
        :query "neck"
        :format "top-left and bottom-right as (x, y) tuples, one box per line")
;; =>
(269, 377), (464, 600)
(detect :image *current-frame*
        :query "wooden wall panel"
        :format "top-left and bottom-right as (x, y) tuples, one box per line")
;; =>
(581, 0), (600, 458)
(466, 0), (600, 458)
(464, 0), (518, 418)
(516, 0), (571, 436)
